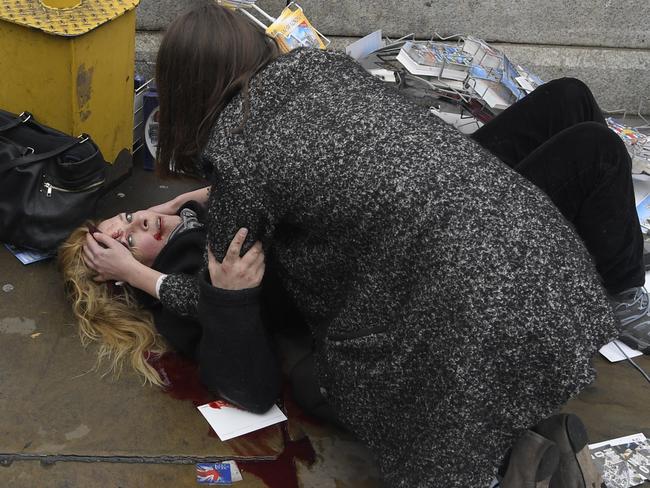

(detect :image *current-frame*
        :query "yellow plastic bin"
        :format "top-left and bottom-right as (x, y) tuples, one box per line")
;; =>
(0, 0), (140, 164)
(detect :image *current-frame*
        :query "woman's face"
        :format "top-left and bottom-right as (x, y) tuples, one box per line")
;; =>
(97, 211), (182, 266)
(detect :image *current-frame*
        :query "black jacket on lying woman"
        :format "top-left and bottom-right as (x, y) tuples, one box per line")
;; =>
(135, 202), (284, 414)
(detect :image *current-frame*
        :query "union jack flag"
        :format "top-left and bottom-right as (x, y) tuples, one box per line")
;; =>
(196, 463), (232, 484)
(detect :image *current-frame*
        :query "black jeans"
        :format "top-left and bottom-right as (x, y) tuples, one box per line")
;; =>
(472, 78), (644, 294)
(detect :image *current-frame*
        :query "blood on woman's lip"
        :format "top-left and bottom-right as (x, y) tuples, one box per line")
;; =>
(154, 216), (163, 241)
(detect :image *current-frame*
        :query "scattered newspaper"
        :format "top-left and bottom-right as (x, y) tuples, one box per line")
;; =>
(589, 433), (650, 488)
(348, 31), (545, 134)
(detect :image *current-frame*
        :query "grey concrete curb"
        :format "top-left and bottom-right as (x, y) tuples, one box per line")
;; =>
(136, 32), (650, 114)
(136, 0), (286, 31)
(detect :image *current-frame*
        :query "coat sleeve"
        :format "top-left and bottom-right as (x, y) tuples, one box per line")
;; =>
(158, 273), (200, 318)
(197, 269), (281, 413)
(204, 153), (284, 261)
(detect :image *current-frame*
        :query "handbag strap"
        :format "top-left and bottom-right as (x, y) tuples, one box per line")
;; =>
(0, 112), (33, 133)
(3, 134), (91, 172)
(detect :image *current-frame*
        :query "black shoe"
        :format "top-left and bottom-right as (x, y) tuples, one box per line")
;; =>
(533, 414), (604, 488)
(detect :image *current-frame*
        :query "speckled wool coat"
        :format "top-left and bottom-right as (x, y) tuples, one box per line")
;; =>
(161, 48), (619, 487)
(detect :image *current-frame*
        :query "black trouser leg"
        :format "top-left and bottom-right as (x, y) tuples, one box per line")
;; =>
(472, 79), (643, 293)
(515, 122), (643, 293)
(472, 78), (606, 168)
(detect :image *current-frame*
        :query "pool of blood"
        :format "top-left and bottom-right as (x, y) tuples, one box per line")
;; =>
(148, 352), (318, 487)
(147, 351), (212, 406)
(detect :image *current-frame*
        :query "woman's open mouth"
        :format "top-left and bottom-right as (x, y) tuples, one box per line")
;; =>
(154, 217), (163, 241)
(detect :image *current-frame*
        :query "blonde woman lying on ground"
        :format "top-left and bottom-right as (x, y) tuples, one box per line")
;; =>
(58, 200), (280, 413)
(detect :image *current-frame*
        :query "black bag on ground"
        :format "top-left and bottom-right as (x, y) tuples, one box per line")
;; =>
(0, 109), (108, 252)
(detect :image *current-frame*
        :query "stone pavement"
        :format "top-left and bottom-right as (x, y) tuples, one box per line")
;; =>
(0, 164), (381, 488)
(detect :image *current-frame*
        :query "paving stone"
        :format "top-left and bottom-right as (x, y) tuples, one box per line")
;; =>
(0, 461), (272, 488)
(0, 164), (382, 487)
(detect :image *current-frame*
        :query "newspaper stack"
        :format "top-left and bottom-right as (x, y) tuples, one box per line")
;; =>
(347, 31), (544, 134)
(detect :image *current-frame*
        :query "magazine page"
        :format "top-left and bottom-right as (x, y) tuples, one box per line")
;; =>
(265, 4), (326, 53)
(590, 444), (637, 488)
(613, 440), (650, 484)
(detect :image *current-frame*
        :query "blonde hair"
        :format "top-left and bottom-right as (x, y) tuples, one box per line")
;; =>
(58, 224), (168, 386)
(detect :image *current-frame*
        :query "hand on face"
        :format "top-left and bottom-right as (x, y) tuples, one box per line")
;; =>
(207, 228), (265, 290)
(95, 210), (181, 267)
(83, 231), (140, 283)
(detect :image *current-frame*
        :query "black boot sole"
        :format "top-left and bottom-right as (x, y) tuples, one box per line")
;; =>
(562, 414), (603, 488)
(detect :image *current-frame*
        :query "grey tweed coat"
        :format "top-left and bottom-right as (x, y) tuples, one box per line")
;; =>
(161, 48), (619, 487)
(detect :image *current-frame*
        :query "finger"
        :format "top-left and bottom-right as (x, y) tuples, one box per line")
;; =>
(83, 241), (99, 266)
(92, 232), (117, 249)
(225, 228), (248, 262)
(241, 241), (263, 265)
(253, 264), (265, 285)
(84, 233), (101, 254)
(92, 274), (107, 283)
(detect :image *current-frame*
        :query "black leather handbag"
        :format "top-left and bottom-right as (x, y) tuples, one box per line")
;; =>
(0, 109), (109, 252)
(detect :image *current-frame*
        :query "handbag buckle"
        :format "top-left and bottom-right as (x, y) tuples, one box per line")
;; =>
(18, 112), (32, 123)
(77, 133), (89, 144)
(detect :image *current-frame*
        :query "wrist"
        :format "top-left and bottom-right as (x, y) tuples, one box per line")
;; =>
(124, 260), (147, 286)
(170, 195), (183, 213)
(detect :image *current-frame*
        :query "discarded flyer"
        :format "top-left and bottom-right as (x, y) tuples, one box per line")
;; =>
(196, 460), (243, 485)
(589, 434), (650, 488)
(599, 340), (643, 363)
(4, 243), (55, 265)
(345, 29), (383, 61)
(197, 400), (287, 441)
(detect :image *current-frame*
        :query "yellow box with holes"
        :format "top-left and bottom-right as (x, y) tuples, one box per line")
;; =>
(0, 0), (140, 164)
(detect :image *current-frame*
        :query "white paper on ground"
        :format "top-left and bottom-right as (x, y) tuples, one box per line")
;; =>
(589, 432), (647, 450)
(197, 400), (287, 441)
(599, 340), (644, 362)
(346, 30), (383, 60)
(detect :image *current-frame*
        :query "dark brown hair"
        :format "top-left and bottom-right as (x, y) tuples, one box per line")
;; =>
(155, 2), (278, 177)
